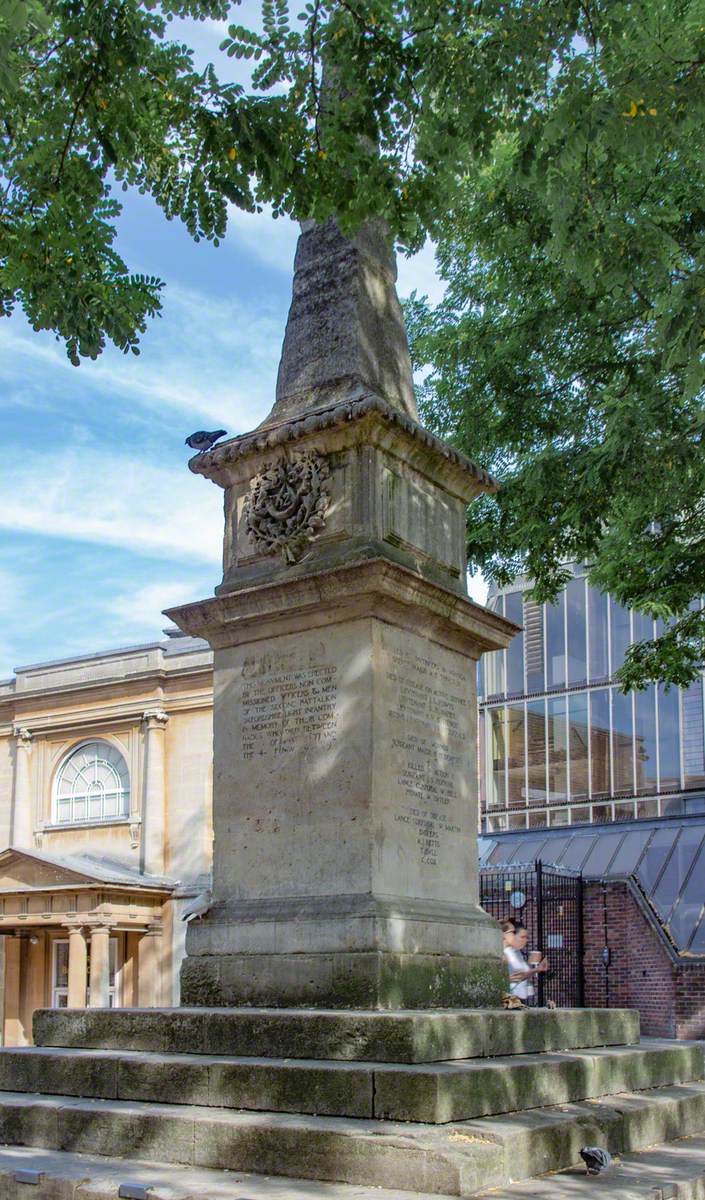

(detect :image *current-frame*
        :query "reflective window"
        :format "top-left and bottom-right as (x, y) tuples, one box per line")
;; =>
(524, 599), (545, 693)
(632, 611), (653, 643)
(634, 686), (658, 793)
(590, 689), (610, 797)
(609, 828), (653, 875)
(505, 593), (524, 695)
(54, 741), (129, 825)
(507, 705), (526, 808)
(612, 689), (634, 794)
(651, 826), (705, 922)
(566, 578), (587, 685)
(658, 685), (681, 790)
(588, 587), (609, 681)
(568, 693), (590, 799)
(547, 696), (568, 802)
(682, 680), (705, 788)
(548, 807), (570, 826)
(582, 832), (625, 875)
(561, 837), (595, 870)
(637, 827), (677, 891)
(610, 597), (631, 674)
(667, 837), (705, 949)
(489, 708), (506, 808)
(526, 700), (547, 804)
(485, 647), (505, 700)
(546, 595), (566, 688)
(477, 659), (484, 702)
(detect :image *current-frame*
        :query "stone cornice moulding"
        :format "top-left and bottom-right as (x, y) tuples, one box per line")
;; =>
(7, 659), (213, 705)
(3, 693), (213, 739)
(167, 557), (520, 658)
(189, 392), (497, 501)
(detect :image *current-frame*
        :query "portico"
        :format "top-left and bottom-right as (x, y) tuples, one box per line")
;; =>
(0, 847), (173, 1045)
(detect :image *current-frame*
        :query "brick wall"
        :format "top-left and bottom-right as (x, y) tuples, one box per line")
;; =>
(582, 880), (705, 1039)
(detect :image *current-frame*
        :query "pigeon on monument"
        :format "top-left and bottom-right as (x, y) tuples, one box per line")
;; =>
(185, 429), (227, 453)
(181, 890), (212, 922)
(579, 1146), (613, 1175)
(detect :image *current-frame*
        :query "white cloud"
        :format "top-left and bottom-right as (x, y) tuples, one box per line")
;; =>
(226, 205), (299, 275)
(107, 579), (208, 632)
(467, 572), (488, 607)
(0, 447), (224, 564)
(396, 239), (446, 307)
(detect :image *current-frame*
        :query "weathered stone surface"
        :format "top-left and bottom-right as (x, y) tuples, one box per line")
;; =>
(170, 600), (513, 1009)
(4, 1041), (698, 1125)
(33, 1006), (641, 1063)
(267, 218), (418, 426)
(1, 1084), (705, 1195)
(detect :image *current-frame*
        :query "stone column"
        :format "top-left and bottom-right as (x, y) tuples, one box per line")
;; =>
(66, 926), (87, 1008)
(3, 936), (22, 1046)
(11, 727), (33, 849)
(88, 926), (111, 1008)
(137, 927), (162, 1007)
(141, 710), (169, 877)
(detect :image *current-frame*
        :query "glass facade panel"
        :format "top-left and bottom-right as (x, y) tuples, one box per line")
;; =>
(612, 689), (634, 794)
(507, 704), (526, 808)
(658, 685), (681, 790)
(485, 648), (505, 700)
(524, 599), (545, 693)
(489, 708), (506, 808)
(546, 595), (566, 688)
(505, 592), (524, 695)
(582, 832), (625, 875)
(568, 693), (590, 799)
(526, 700), (547, 804)
(632, 611), (653, 643)
(682, 680), (705, 788)
(588, 587), (609, 681)
(547, 696), (568, 802)
(667, 838), (705, 949)
(590, 689), (610, 797)
(640, 823), (674, 892)
(610, 828), (653, 875)
(689, 911), (705, 954)
(566, 578), (587, 686)
(651, 826), (705, 921)
(610, 598), (631, 674)
(634, 686), (658, 793)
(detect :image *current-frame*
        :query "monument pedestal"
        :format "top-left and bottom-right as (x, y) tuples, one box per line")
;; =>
(169, 399), (517, 1008)
(172, 558), (511, 1008)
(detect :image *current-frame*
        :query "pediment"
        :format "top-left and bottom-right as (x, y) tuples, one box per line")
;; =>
(0, 848), (95, 891)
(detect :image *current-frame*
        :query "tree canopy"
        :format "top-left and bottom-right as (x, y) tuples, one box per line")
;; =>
(3, 0), (705, 684)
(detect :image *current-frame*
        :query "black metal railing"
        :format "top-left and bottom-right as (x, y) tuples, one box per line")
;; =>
(480, 860), (584, 1008)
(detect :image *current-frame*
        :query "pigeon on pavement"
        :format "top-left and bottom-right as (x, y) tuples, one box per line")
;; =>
(185, 429), (227, 453)
(580, 1147), (613, 1175)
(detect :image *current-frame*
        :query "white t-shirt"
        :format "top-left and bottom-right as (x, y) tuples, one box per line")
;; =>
(504, 946), (534, 999)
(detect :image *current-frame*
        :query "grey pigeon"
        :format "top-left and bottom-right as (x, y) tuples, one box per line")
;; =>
(181, 890), (212, 922)
(185, 429), (227, 453)
(579, 1146), (613, 1175)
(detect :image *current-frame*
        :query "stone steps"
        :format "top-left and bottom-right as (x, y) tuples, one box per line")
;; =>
(1, 1082), (705, 1195)
(32, 1005), (640, 1063)
(5, 1135), (705, 1200)
(0, 1041), (700, 1124)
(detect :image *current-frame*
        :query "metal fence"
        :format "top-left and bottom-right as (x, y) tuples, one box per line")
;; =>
(480, 861), (584, 1008)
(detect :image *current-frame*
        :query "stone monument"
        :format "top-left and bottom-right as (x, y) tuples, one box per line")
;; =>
(166, 217), (518, 1009)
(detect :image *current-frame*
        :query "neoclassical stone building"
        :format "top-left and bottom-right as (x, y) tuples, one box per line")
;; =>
(0, 631), (213, 1044)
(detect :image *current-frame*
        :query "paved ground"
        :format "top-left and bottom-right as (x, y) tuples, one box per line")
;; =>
(2, 1137), (705, 1200)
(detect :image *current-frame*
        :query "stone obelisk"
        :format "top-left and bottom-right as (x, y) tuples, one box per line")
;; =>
(166, 218), (518, 1008)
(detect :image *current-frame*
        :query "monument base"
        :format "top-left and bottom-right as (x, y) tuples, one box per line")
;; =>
(181, 950), (506, 1009)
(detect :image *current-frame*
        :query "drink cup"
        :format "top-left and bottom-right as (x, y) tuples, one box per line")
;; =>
(528, 950), (543, 965)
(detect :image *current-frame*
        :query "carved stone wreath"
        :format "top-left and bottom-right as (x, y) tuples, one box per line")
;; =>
(243, 450), (331, 563)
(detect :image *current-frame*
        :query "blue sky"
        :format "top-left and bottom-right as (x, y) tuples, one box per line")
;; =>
(0, 9), (483, 679)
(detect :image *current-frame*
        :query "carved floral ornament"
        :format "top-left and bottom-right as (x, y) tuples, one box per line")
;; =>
(243, 450), (331, 563)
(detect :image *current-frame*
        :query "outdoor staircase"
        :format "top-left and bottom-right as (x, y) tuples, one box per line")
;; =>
(0, 1006), (703, 1196)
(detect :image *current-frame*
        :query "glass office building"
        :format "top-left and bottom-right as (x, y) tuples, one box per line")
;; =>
(479, 564), (705, 831)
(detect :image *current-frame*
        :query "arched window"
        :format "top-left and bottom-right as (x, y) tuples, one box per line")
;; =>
(54, 741), (129, 825)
